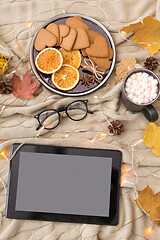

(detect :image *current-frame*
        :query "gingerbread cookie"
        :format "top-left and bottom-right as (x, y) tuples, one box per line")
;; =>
(46, 23), (60, 46)
(60, 28), (77, 51)
(73, 16), (83, 21)
(86, 36), (109, 58)
(57, 37), (63, 46)
(73, 27), (90, 50)
(81, 48), (88, 57)
(66, 17), (89, 30)
(59, 25), (70, 37)
(58, 25), (70, 46)
(108, 47), (114, 60)
(86, 30), (102, 44)
(34, 28), (57, 51)
(89, 56), (111, 70)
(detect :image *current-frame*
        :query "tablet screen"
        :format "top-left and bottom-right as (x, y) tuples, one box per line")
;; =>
(15, 152), (112, 217)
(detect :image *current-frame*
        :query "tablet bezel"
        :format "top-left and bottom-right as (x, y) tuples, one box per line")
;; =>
(5, 143), (122, 225)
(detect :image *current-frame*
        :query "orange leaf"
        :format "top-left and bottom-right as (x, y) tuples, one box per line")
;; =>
(135, 185), (160, 226)
(11, 70), (38, 99)
(120, 16), (160, 55)
(144, 122), (160, 157)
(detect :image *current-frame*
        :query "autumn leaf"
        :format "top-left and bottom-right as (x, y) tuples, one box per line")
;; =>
(10, 70), (38, 99)
(135, 185), (160, 226)
(144, 122), (160, 157)
(120, 16), (160, 55)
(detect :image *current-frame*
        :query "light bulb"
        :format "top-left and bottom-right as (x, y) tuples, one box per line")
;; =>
(26, 22), (32, 28)
(0, 149), (8, 161)
(145, 226), (153, 237)
(100, 132), (106, 138)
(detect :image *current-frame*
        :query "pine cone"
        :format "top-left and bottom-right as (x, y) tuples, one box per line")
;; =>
(0, 78), (12, 94)
(144, 57), (158, 71)
(108, 120), (124, 135)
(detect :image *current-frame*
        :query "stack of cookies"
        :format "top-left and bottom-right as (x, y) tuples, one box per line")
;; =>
(34, 16), (114, 71)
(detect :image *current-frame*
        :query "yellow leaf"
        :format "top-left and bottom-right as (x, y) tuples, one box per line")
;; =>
(0, 53), (8, 76)
(144, 123), (160, 156)
(120, 16), (160, 55)
(135, 185), (160, 226)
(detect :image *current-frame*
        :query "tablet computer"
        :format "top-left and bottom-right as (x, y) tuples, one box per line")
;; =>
(5, 143), (122, 225)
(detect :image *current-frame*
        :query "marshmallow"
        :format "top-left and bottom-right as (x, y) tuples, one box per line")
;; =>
(131, 74), (137, 79)
(143, 77), (148, 83)
(136, 90), (141, 95)
(150, 92), (157, 99)
(144, 91), (150, 98)
(127, 77), (132, 83)
(142, 72), (148, 78)
(133, 96), (138, 103)
(151, 79), (158, 87)
(125, 87), (130, 93)
(128, 93), (134, 100)
(126, 82), (131, 87)
(143, 84), (148, 89)
(152, 86), (157, 93)
(137, 72), (142, 76)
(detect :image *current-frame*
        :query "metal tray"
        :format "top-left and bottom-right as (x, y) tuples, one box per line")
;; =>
(29, 13), (116, 97)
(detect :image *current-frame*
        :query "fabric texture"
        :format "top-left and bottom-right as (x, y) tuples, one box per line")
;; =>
(0, 0), (160, 239)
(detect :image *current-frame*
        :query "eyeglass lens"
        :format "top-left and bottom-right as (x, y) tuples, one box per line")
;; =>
(67, 101), (87, 120)
(39, 110), (59, 129)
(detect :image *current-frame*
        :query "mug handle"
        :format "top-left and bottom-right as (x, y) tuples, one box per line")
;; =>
(142, 104), (159, 122)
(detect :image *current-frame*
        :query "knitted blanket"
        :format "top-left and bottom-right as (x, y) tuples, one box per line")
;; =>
(0, 0), (160, 239)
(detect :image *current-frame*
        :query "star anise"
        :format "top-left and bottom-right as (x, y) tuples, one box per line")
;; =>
(81, 74), (91, 87)
(108, 120), (124, 135)
(88, 75), (100, 84)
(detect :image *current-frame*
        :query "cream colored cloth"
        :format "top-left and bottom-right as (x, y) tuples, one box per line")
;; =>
(1, 0), (160, 239)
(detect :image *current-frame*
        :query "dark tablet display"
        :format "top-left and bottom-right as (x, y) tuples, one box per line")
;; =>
(5, 144), (122, 225)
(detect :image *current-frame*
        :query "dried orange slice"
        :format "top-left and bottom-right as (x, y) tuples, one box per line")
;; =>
(51, 64), (80, 91)
(59, 48), (82, 69)
(35, 48), (63, 74)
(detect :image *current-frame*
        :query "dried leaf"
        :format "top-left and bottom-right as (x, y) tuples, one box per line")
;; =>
(114, 57), (136, 83)
(0, 53), (8, 76)
(135, 185), (160, 226)
(121, 16), (160, 55)
(10, 70), (38, 99)
(144, 122), (160, 157)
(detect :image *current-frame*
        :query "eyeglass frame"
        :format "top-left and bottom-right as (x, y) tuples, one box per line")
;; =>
(34, 100), (93, 131)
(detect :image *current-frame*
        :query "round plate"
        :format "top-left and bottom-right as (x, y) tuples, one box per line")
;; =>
(29, 13), (116, 97)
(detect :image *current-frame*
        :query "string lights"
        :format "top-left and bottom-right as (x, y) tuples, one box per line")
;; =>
(0, 106), (6, 115)
(26, 22), (32, 28)
(145, 226), (154, 237)
(0, 148), (8, 161)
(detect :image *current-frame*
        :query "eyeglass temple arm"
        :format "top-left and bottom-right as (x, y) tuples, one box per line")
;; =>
(87, 109), (93, 114)
(34, 115), (43, 131)
(36, 122), (42, 131)
(84, 100), (93, 114)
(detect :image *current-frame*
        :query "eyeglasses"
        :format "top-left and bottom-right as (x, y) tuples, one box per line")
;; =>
(34, 100), (93, 130)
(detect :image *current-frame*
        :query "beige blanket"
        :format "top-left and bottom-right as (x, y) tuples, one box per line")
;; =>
(1, 0), (160, 239)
